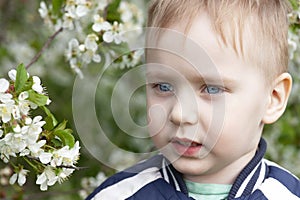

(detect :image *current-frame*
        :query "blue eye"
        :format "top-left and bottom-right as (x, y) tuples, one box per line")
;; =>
(156, 83), (173, 92)
(205, 86), (222, 94)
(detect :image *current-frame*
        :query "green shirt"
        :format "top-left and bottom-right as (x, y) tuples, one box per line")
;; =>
(185, 180), (232, 200)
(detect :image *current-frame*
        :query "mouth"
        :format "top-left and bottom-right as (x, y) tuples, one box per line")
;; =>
(171, 137), (202, 157)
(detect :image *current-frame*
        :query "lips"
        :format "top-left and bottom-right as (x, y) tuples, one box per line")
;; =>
(171, 137), (202, 156)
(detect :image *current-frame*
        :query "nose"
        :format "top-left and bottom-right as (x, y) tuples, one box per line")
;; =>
(169, 91), (198, 126)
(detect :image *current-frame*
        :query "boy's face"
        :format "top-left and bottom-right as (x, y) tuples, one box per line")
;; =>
(146, 13), (271, 183)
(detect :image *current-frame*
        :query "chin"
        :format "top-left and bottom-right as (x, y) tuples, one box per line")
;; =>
(171, 156), (209, 176)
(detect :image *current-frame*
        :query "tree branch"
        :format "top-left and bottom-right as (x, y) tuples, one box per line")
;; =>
(25, 27), (63, 69)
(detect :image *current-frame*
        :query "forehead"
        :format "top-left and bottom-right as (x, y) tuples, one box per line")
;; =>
(146, 15), (218, 80)
(145, 25), (222, 79)
(147, 14), (242, 68)
(147, 49), (213, 82)
(146, 14), (266, 86)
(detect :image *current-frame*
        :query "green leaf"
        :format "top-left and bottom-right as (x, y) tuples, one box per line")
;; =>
(41, 106), (58, 130)
(52, 0), (64, 16)
(28, 90), (49, 106)
(106, 0), (122, 22)
(22, 77), (34, 91)
(51, 138), (63, 148)
(15, 64), (28, 93)
(53, 120), (67, 132)
(54, 129), (75, 148)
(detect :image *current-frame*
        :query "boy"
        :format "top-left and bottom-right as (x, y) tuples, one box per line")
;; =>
(87, 0), (300, 199)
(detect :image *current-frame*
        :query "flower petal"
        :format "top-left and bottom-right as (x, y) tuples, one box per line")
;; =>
(18, 91), (29, 100)
(36, 172), (47, 184)
(103, 32), (114, 43)
(0, 79), (9, 93)
(39, 152), (52, 164)
(40, 182), (48, 191)
(93, 54), (101, 63)
(32, 76), (43, 93)
(8, 69), (17, 81)
(18, 172), (27, 186)
(9, 173), (17, 185)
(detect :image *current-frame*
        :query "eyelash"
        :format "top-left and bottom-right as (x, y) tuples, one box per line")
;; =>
(202, 85), (225, 95)
(152, 83), (174, 93)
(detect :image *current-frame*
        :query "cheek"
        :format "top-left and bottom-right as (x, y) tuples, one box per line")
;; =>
(146, 97), (169, 137)
(201, 101), (226, 146)
(211, 98), (264, 150)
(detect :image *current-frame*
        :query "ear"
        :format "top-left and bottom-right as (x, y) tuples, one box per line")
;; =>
(262, 72), (292, 124)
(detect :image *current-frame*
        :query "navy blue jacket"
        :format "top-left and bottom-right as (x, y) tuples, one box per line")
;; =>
(87, 138), (300, 199)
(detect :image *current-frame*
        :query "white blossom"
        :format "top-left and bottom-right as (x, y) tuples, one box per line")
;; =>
(28, 140), (46, 154)
(75, 3), (90, 17)
(36, 166), (58, 191)
(0, 100), (15, 123)
(19, 149), (30, 156)
(103, 22), (125, 44)
(39, 152), (53, 164)
(9, 169), (29, 186)
(70, 58), (84, 79)
(12, 105), (21, 120)
(3, 133), (27, 154)
(7, 69), (29, 83)
(12, 124), (21, 133)
(65, 38), (80, 60)
(84, 34), (99, 52)
(22, 116), (46, 145)
(8, 69), (17, 81)
(81, 34), (101, 64)
(18, 91), (31, 115)
(0, 93), (13, 104)
(27, 140), (52, 164)
(119, 2), (134, 23)
(32, 76), (44, 94)
(46, 98), (51, 105)
(66, 0), (91, 18)
(95, 0), (108, 11)
(0, 78), (9, 93)
(82, 50), (101, 64)
(27, 116), (45, 135)
(63, 12), (75, 30)
(0, 139), (17, 163)
(38, 1), (49, 18)
(92, 15), (112, 32)
(57, 168), (74, 183)
(51, 141), (80, 167)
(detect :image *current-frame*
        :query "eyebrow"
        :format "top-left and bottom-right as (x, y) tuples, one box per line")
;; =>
(189, 74), (238, 86)
(146, 70), (238, 87)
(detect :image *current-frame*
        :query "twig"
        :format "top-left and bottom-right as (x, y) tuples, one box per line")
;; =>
(103, 4), (109, 20)
(60, 165), (89, 170)
(25, 27), (63, 69)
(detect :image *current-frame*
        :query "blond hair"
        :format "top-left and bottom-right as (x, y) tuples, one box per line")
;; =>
(147, 0), (291, 81)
